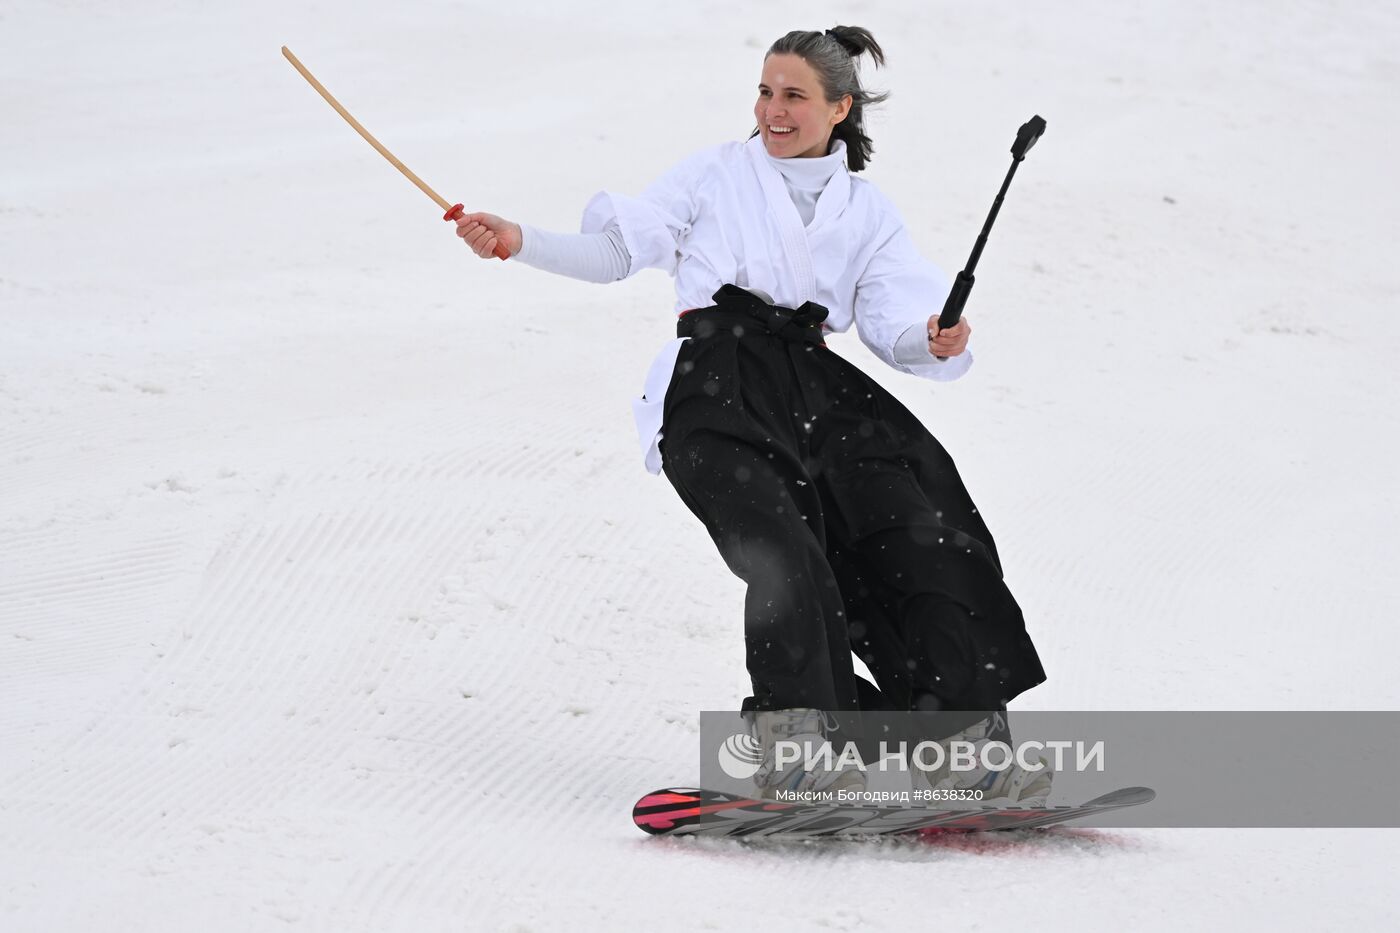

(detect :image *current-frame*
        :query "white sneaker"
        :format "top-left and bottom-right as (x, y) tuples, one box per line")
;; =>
(910, 713), (1053, 806)
(745, 708), (867, 800)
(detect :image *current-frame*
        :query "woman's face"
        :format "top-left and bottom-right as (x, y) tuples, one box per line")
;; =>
(754, 53), (852, 159)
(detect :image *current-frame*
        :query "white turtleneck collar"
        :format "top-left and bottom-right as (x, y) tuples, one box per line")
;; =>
(762, 137), (849, 227)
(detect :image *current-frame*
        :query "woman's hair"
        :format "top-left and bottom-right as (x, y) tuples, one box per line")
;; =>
(751, 26), (890, 172)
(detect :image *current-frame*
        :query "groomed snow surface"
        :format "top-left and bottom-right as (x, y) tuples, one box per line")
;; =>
(3, 1), (1397, 930)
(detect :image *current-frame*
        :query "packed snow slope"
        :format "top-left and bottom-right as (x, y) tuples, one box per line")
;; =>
(2, 1), (1397, 930)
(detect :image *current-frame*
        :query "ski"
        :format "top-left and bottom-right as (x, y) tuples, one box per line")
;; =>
(633, 785), (1155, 838)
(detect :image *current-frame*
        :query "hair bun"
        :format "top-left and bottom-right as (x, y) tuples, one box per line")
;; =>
(824, 27), (858, 56)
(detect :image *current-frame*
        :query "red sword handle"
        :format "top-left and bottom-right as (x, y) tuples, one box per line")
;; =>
(444, 204), (509, 261)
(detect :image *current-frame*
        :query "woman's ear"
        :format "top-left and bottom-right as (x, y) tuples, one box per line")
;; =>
(832, 94), (854, 126)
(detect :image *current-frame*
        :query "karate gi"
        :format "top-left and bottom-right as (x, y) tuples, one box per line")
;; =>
(525, 135), (1045, 713)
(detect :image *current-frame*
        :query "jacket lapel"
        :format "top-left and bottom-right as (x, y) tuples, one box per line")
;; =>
(745, 135), (816, 303)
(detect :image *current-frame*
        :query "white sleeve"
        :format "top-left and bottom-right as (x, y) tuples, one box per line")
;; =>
(514, 222), (631, 284)
(579, 149), (708, 278)
(853, 212), (973, 382)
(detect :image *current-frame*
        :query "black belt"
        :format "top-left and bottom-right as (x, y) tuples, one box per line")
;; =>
(677, 284), (829, 347)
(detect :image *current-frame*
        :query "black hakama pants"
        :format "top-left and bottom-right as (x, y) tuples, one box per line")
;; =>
(659, 285), (1045, 714)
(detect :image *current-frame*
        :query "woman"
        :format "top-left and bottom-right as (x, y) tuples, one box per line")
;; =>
(454, 27), (1048, 803)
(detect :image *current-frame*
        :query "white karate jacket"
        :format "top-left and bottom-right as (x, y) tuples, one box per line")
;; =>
(580, 135), (972, 474)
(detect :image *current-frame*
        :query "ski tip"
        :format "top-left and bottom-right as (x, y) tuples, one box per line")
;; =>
(1083, 785), (1156, 807)
(632, 787), (785, 836)
(632, 789), (699, 835)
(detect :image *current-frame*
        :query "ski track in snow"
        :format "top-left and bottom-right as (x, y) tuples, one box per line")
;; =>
(3, 0), (1399, 930)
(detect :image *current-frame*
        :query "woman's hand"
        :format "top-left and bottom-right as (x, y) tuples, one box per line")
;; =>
(927, 316), (971, 358)
(455, 211), (522, 259)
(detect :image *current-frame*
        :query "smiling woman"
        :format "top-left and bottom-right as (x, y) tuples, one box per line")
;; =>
(755, 54), (851, 160)
(751, 28), (889, 168)
(450, 25), (1046, 807)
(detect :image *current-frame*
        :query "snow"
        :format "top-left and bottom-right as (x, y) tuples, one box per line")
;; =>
(2, 0), (1398, 929)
